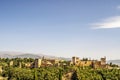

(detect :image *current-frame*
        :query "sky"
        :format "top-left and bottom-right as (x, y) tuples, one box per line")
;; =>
(0, 0), (120, 60)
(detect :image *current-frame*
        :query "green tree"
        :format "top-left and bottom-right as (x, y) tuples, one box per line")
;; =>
(59, 69), (62, 80)
(34, 68), (38, 80)
(71, 71), (79, 80)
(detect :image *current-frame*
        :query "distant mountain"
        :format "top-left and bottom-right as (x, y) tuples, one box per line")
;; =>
(0, 51), (48, 58)
(15, 54), (40, 58)
(108, 60), (120, 66)
(0, 51), (70, 60)
(0, 53), (13, 58)
(0, 51), (27, 58)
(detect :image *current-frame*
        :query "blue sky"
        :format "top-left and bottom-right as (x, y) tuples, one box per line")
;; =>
(0, 0), (120, 60)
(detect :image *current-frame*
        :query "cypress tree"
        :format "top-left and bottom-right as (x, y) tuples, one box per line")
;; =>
(34, 68), (38, 80)
(59, 69), (62, 80)
(71, 70), (79, 80)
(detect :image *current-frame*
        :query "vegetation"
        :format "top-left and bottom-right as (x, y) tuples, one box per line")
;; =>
(0, 58), (120, 80)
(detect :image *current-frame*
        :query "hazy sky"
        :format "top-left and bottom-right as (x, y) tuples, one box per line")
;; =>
(0, 0), (120, 60)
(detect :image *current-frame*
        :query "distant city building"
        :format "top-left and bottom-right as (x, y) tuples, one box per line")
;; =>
(9, 61), (13, 66)
(72, 56), (80, 66)
(33, 58), (42, 68)
(0, 66), (3, 74)
(25, 63), (31, 68)
(71, 56), (107, 69)
(28, 56), (108, 69)
(19, 62), (22, 68)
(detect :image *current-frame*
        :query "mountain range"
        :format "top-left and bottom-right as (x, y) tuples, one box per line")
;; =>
(0, 51), (70, 60)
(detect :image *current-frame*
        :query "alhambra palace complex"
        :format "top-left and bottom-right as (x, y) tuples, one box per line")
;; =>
(14, 56), (107, 69)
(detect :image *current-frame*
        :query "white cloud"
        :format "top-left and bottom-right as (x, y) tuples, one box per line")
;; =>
(91, 16), (120, 29)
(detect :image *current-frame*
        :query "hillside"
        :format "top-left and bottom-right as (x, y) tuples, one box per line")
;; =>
(0, 51), (70, 60)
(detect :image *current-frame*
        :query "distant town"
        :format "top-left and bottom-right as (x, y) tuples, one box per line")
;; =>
(0, 55), (120, 80)
(9, 56), (116, 69)
(2, 56), (119, 69)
